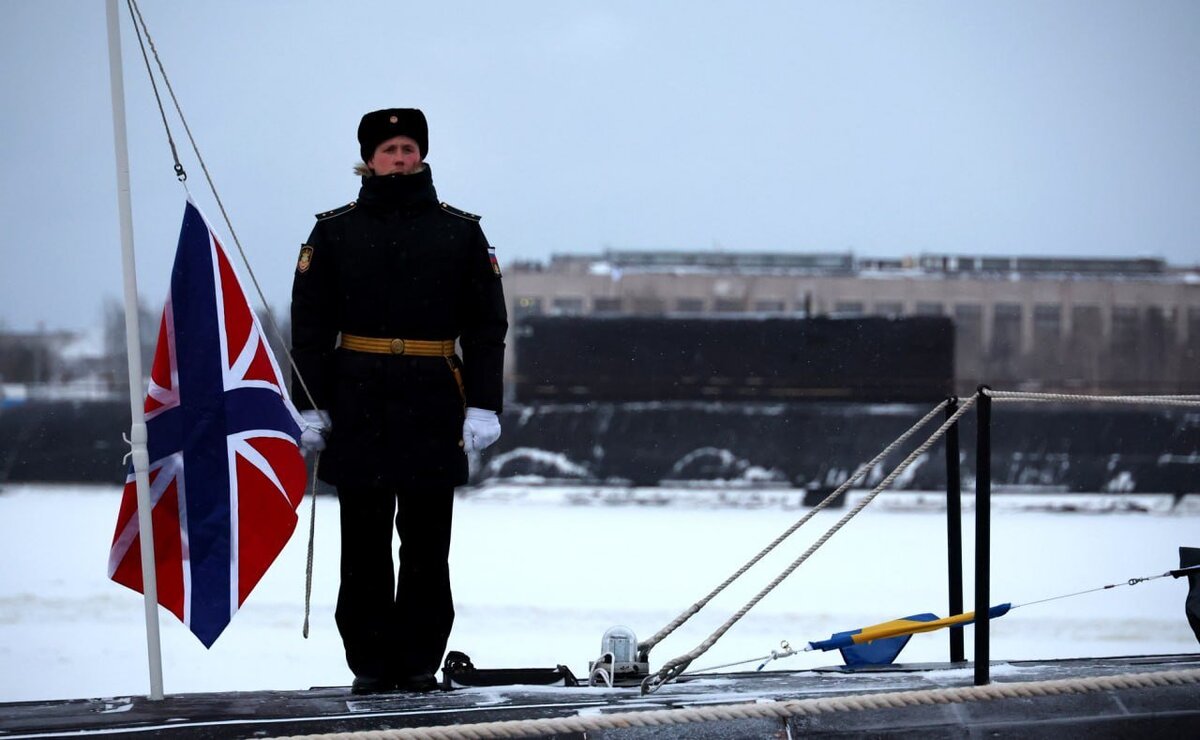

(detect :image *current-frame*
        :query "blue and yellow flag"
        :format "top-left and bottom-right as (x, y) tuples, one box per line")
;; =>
(809, 604), (1012, 666)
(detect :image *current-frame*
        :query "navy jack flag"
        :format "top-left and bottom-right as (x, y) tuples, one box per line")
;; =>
(108, 199), (306, 647)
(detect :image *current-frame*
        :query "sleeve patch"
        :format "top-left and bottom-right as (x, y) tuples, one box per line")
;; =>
(488, 246), (502, 277)
(297, 244), (314, 273)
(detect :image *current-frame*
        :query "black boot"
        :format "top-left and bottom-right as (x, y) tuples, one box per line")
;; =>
(395, 672), (439, 693)
(351, 676), (395, 695)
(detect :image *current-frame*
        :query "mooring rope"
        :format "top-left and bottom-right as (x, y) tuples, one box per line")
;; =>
(641, 394), (979, 694)
(637, 399), (951, 657)
(984, 389), (1200, 407)
(262, 666), (1200, 740)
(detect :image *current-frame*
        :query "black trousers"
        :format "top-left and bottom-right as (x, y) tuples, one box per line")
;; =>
(335, 484), (455, 680)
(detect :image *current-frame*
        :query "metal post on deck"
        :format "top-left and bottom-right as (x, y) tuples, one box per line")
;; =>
(974, 386), (992, 686)
(944, 396), (965, 663)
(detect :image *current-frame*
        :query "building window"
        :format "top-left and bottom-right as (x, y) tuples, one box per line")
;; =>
(1111, 306), (1139, 352)
(874, 302), (903, 316)
(752, 299), (786, 313)
(991, 303), (1022, 356)
(834, 301), (864, 316)
(1071, 305), (1101, 338)
(714, 298), (745, 313)
(1110, 306), (1141, 384)
(1033, 304), (1062, 341)
(514, 296), (543, 318)
(954, 303), (983, 351)
(1143, 306), (1173, 366)
(675, 297), (705, 313)
(915, 302), (943, 316)
(593, 297), (622, 314)
(550, 296), (584, 315)
(631, 297), (666, 314)
(1064, 305), (1102, 385)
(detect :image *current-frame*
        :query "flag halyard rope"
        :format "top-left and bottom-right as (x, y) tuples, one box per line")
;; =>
(124, 0), (185, 182)
(123, 0), (321, 415)
(123, 0), (325, 637)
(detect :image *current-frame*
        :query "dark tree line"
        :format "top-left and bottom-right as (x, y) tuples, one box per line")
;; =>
(1, 298), (291, 397)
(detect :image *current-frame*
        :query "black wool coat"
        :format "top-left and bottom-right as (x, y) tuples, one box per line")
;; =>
(290, 166), (507, 488)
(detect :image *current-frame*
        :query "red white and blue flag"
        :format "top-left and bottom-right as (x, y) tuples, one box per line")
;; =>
(108, 199), (306, 648)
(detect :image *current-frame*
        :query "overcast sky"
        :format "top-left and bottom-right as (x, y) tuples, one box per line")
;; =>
(2, 1), (1198, 332)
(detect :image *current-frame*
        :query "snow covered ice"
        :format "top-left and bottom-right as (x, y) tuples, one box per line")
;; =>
(0, 483), (1196, 703)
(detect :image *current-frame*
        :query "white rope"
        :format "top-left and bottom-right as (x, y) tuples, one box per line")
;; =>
(260, 666), (1200, 740)
(983, 389), (1200, 407)
(637, 399), (951, 655)
(642, 394), (979, 694)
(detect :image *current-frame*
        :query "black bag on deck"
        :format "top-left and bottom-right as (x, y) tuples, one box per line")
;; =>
(440, 651), (579, 690)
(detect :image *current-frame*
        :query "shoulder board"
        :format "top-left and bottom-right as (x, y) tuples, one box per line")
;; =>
(439, 202), (481, 222)
(315, 201), (357, 221)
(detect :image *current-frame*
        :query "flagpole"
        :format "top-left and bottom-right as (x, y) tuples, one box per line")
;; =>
(106, 0), (164, 701)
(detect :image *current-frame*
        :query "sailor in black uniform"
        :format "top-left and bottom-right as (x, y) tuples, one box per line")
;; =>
(289, 108), (507, 694)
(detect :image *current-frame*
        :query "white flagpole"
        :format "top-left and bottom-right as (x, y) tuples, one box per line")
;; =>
(106, 0), (164, 701)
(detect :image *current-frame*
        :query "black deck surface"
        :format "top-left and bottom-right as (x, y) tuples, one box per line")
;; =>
(2, 654), (1198, 738)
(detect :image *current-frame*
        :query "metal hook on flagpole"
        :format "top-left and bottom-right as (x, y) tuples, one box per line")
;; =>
(122, 432), (133, 465)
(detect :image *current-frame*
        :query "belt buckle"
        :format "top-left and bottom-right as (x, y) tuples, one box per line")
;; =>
(389, 338), (406, 355)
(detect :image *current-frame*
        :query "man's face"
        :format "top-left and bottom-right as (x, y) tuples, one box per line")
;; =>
(368, 135), (423, 175)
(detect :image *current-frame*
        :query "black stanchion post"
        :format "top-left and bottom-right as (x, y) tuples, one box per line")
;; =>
(974, 386), (992, 686)
(944, 396), (964, 663)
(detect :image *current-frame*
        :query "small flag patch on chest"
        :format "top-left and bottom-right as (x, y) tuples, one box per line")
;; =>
(488, 247), (501, 277)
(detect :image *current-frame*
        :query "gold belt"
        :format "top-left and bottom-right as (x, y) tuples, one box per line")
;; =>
(340, 334), (456, 357)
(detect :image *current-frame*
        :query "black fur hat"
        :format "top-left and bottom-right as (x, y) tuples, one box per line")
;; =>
(358, 108), (428, 163)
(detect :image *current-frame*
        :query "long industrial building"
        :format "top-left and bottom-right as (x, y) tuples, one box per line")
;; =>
(502, 251), (1200, 396)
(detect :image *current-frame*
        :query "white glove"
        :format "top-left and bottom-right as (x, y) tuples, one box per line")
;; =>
(463, 407), (501, 453)
(300, 410), (330, 454)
